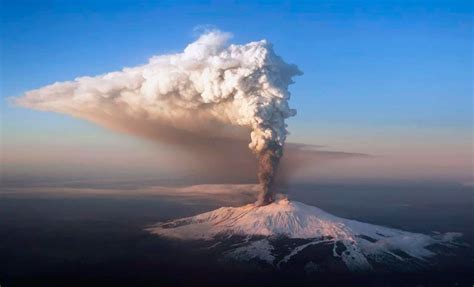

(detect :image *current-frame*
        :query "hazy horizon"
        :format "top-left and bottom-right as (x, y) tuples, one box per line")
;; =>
(2, 1), (472, 192)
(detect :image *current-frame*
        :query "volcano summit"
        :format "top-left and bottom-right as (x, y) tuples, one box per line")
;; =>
(148, 198), (463, 272)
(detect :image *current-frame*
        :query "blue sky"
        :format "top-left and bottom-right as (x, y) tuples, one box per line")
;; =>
(1, 0), (472, 184)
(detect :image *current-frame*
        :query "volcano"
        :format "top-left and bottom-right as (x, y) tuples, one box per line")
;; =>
(147, 198), (462, 272)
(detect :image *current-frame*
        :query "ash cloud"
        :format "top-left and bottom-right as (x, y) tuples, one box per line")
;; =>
(15, 30), (302, 205)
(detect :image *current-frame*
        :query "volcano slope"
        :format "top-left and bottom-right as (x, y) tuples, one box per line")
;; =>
(147, 198), (463, 272)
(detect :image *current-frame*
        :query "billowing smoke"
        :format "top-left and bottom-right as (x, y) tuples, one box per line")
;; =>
(15, 30), (302, 206)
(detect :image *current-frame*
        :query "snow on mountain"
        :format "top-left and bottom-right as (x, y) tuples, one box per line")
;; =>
(147, 198), (462, 271)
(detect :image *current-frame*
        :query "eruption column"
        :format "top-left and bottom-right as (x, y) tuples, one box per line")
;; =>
(15, 30), (301, 204)
(256, 142), (283, 205)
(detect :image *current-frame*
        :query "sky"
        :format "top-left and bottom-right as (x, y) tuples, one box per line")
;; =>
(1, 0), (472, 187)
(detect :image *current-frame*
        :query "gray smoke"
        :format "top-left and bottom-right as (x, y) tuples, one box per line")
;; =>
(15, 30), (302, 205)
(256, 142), (283, 205)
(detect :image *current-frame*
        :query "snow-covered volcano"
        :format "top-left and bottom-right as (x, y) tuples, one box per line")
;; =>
(147, 199), (462, 271)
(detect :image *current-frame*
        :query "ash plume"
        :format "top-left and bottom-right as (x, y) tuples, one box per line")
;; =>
(256, 142), (283, 205)
(14, 30), (302, 205)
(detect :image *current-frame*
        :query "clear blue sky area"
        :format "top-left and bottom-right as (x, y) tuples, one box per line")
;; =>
(1, 0), (472, 135)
